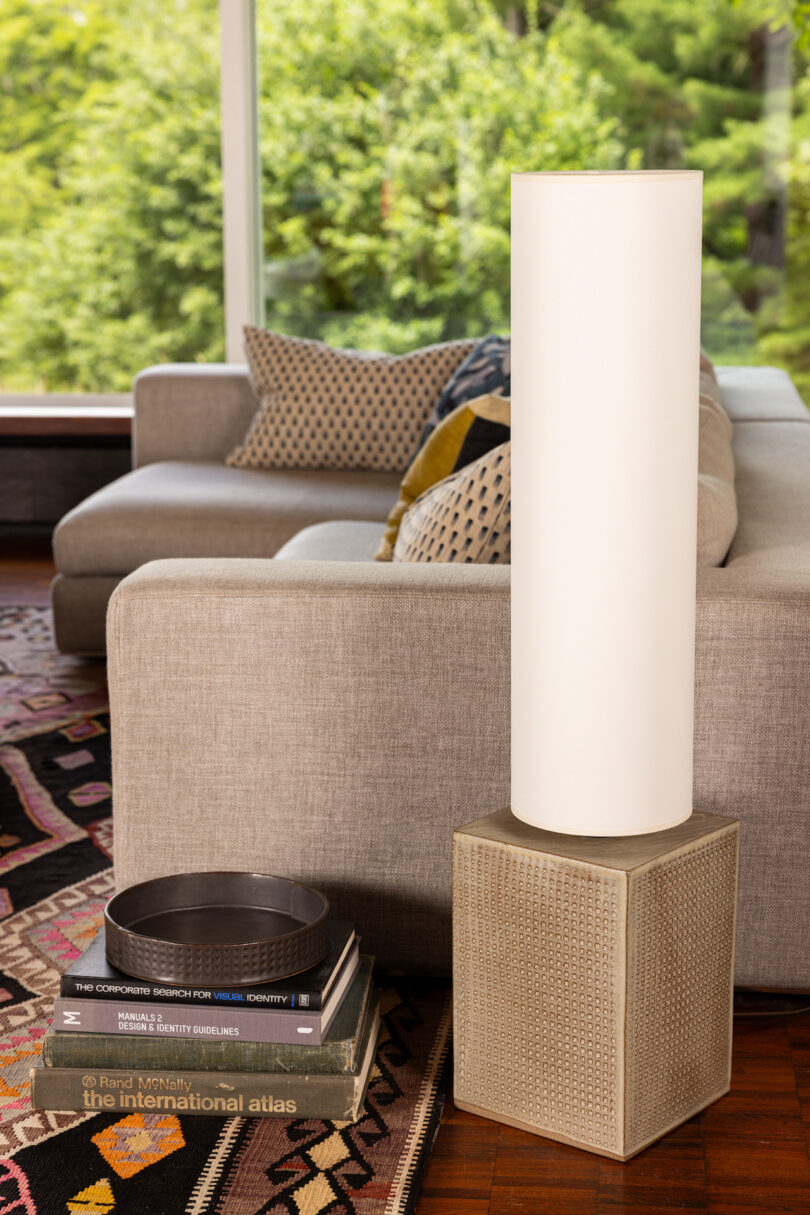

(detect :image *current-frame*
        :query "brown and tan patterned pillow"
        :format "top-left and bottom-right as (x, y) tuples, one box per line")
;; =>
(393, 442), (511, 564)
(226, 328), (477, 473)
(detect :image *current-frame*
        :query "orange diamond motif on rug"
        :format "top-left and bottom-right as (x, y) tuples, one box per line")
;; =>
(92, 1113), (185, 1178)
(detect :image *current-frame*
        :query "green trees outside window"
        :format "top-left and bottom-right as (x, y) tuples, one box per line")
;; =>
(0, 0), (223, 391)
(2, 0), (809, 399)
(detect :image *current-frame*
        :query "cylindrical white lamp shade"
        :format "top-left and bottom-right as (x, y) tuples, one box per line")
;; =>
(511, 171), (703, 836)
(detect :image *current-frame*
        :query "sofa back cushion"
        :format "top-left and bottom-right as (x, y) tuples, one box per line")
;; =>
(698, 365), (738, 568)
(225, 328), (476, 474)
(389, 358), (737, 569)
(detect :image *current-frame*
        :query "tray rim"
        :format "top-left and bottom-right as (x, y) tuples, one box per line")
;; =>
(104, 870), (331, 951)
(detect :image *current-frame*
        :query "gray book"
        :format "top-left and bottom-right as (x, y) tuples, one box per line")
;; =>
(43, 957), (374, 1074)
(31, 998), (380, 1123)
(50, 948), (360, 1046)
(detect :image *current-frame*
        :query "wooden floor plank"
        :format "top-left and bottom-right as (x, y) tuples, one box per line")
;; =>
(489, 1185), (599, 1214)
(488, 1129), (600, 1215)
(0, 530), (56, 606)
(416, 1201), (491, 1215)
(597, 1122), (707, 1212)
(418, 1112), (499, 1203)
(704, 1137), (810, 1213)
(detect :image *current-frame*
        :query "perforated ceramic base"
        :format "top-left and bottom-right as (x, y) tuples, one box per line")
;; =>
(452, 808), (739, 1160)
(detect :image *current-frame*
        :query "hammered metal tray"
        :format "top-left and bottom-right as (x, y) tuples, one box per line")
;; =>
(104, 872), (330, 987)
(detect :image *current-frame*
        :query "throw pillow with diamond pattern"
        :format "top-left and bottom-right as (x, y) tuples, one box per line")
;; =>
(226, 327), (478, 473)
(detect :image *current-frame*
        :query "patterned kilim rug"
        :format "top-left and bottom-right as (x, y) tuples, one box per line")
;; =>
(0, 606), (450, 1214)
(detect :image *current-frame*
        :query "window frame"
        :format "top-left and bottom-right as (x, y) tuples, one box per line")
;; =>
(219, 0), (264, 363)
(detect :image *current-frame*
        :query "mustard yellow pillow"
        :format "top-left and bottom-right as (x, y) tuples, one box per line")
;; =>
(375, 393), (510, 560)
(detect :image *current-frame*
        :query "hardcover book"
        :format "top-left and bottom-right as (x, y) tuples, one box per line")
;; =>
(32, 998), (380, 1123)
(51, 948), (361, 1047)
(43, 956), (375, 1074)
(60, 921), (356, 1011)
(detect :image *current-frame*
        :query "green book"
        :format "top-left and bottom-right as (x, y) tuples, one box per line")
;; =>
(42, 957), (374, 1075)
(31, 998), (380, 1124)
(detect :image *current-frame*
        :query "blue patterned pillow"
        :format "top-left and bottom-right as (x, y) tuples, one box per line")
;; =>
(415, 335), (510, 454)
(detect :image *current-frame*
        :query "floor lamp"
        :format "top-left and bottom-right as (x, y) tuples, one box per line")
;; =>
(452, 171), (740, 1160)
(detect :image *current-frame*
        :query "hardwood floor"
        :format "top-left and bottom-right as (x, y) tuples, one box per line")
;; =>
(2, 530), (809, 1213)
(421, 1005), (810, 1214)
(0, 527), (56, 606)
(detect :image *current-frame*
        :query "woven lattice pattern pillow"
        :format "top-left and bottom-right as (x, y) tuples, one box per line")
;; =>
(376, 393), (510, 561)
(226, 328), (477, 473)
(393, 442), (511, 564)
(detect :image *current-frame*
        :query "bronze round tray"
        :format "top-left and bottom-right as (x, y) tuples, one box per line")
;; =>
(104, 872), (330, 987)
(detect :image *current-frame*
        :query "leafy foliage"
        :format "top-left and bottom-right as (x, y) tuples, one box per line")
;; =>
(0, 0), (223, 391)
(257, 0), (624, 351)
(0, 0), (808, 397)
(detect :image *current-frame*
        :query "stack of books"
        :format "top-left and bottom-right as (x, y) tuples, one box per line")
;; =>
(31, 922), (379, 1122)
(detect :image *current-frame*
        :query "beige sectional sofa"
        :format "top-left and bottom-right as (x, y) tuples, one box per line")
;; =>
(52, 364), (403, 654)
(57, 362), (810, 988)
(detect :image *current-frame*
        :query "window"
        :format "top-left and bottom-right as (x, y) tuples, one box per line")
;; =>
(256, 0), (810, 400)
(3, 1), (809, 400)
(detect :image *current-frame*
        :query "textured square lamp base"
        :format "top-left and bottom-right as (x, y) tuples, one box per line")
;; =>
(453, 808), (739, 1161)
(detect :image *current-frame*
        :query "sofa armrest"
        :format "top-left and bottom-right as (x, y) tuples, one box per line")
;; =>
(107, 555), (810, 987)
(694, 565), (810, 989)
(107, 558), (510, 975)
(133, 364), (258, 467)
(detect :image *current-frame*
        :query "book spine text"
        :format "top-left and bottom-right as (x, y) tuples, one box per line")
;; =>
(52, 997), (326, 1045)
(31, 1064), (361, 1122)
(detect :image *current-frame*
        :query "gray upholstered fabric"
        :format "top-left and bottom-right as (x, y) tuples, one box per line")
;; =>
(54, 461), (400, 577)
(133, 364), (257, 467)
(51, 574), (123, 656)
(65, 358), (810, 986)
(274, 521), (383, 563)
(108, 558), (511, 976)
(694, 567), (810, 990)
(129, 361), (805, 470)
(107, 551), (810, 986)
(716, 365), (808, 422)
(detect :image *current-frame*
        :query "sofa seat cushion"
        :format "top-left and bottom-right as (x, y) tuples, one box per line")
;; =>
(273, 521), (383, 563)
(54, 461), (401, 577)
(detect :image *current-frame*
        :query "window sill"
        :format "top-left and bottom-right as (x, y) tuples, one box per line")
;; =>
(0, 395), (133, 439)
